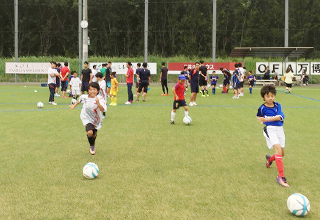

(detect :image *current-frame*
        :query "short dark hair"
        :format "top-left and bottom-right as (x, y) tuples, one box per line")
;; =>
(184, 65), (187, 69)
(200, 60), (204, 64)
(235, 63), (239, 68)
(64, 62), (68, 66)
(212, 71), (216, 73)
(93, 65), (97, 68)
(71, 71), (77, 75)
(96, 72), (103, 78)
(56, 63), (61, 67)
(195, 62), (200, 65)
(84, 61), (89, 65)
(238, 62), (242, 67)
(50, 61), (56, 65)
(89, 82), (100, 91)
(142, 62), (148, 68)
(102, 63), (106, 67)
(108, 61), (112, 64)
(162, 62), (165, 66)
(111, 71), (116, 76)
(137, 63), (141, 67)
(127, 62), (132, 66)
(261, 85), (277, 98)
(180, 71), (184, 75)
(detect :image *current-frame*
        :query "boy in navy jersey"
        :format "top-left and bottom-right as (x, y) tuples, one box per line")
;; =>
(256, 85), (289, 187)
(232, 65), (240, 99)
(247, 70), (255, 94)
(170, 75), (189, 124)
(210, 71), (218, 94)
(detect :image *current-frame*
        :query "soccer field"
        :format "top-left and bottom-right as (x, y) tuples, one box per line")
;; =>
(1, 84), (320, 219)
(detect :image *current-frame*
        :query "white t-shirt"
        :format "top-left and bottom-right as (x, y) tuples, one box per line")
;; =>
(238, 67), (246, 82)
(284, 72), (294, 84)
(98, 80), (107, 100)
(92, 69), (98, 82)
(70, 77), (82, 88)
(79, 94), (107, 130)
(48, 68), (58, 84)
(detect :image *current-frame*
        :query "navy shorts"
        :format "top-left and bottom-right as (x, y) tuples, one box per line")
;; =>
(173, 100), (187, 109)
(199, 79), (207, 86)
(55, 77), (60, 88)
(249, 81), (254, 87)
(233, 83), (239, 90)
(61, 81), (68, 91)
(211, 83), (217, 87)
(239, 82), (244, 88)
(81, 82), (89, 92)
(286, 83), (292, 88)
(138, 82), (149, 93)
(191, 82), (199, 93)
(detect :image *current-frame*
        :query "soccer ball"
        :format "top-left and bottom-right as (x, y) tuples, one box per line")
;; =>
(71, 98), (77, 105)
(287, 193), (310, 216)
(183, 116), (192, 125)
(83, 162), (99, 179)
(66, 89), (70, 93)
(37, 102), (44, 108)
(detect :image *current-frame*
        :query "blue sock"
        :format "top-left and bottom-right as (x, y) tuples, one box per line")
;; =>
(249, 88), (252, 94)
(213, 88), (215, 94)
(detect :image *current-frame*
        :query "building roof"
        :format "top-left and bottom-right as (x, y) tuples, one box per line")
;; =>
(230, 47), (313, 58)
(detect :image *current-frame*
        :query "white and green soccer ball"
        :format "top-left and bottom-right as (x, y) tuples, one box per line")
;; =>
(71, 98), (77, 105)
(183, 116), (192, 125)
(287, 193), (310, 217)
(37, 102), (44, 108)
(83, 162), (99, 179)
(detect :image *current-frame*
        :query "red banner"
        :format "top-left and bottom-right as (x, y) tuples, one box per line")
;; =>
(168, 62), (240, 73)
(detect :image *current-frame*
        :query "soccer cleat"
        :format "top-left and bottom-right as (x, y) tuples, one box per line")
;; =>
(201, 94), (205, 97)
(266, 154), (273, 168)
(170, 121), (175, 125)
(51, 102), (57, 105)
(89, 146), (96, 155)
(143, 100), (146, 102)
(189, 102), (194, 107)
(166, 94), (169, 96)
(48, 102), (52, 104)
(125, 101), (131, 105)
(276, 176), (290, 187)
(161, 94), (166, 96)
(207, 94), (209, 97)
(193, 102), (198, 106)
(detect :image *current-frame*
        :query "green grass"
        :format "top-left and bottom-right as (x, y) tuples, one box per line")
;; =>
(0, 83), (320, 219)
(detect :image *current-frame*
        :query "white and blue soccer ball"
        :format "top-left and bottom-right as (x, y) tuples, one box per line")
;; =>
(183, 116), (192, 125)
(37, 102), (44, 108)
(71, 98), (77, 105)
(287, 193), (310, 217)
(83, 162), (99, 179)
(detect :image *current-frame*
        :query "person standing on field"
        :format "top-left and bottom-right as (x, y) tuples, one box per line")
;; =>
(105, 62), (112, 97)
(60, 62), (70, 98)
(160, 62), (169, 96)
(92, 65), (98, 82)
(199, 60), (209, 97)
(125, 62), (134, 104)
(189, 62), (200, 106)
(284, 67), (294, 94)
(81, 61), (92, 94)
(136, 62), (151, 102)
(55, 63), (61, 97)
(48, 61), (59, 105)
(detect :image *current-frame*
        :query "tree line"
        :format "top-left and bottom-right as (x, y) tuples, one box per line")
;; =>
(1, 0), (319, 58)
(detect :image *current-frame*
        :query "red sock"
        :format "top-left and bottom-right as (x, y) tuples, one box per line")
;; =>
(269, 155), (275, 162)
(275, 154), (284, 177)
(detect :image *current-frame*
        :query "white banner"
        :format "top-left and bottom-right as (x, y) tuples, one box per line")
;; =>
(311, 62), (320, 75)
(5, 62), (68, 74)
(255, 62), (268, 74)
(269, 62), (283, 75)
(296, 62), (309, 75)
(89, 62), (157, 75)
(284, 62), (297, 75)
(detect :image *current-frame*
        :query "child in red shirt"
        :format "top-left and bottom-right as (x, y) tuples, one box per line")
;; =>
(170, 75), (189, 124)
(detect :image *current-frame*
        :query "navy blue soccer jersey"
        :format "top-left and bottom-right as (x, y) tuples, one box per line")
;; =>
(256, 102), (285, 126)
(210, 75), (219, 85)
(248, 75), (255, 81)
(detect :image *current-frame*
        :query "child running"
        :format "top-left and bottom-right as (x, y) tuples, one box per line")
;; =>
(69, 82), (107, 155)
(210, 71), (219, 94)
(247, 70), (255, 94)
(256, 85), (289, 187)
(110, 72), (119, 106)
(170, 75), (189, 124)
(96, 72), (107, 118)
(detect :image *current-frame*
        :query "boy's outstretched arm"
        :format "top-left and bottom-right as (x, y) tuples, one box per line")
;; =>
(69, 100), (80, 110)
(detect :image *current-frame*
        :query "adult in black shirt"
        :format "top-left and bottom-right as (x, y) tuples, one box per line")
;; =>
(81, 61), (92, 94)
(199, 60), (209, 96)
(136, 62), (151, 102)
(159, 62), (169, 95)
(189, 62), (200, 106)
(105, 61), (112, 96)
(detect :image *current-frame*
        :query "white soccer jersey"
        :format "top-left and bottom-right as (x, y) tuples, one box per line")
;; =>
(92, 69), (98, 82)
(239, 67), (246, 82)
(48, 68), (58, 84)
(79, 94), (107, 130)
(98, 80), (107, 100)
(70, 77), (82, 88)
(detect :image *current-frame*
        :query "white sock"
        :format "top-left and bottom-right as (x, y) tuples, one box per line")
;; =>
(171, 111), (176, 122)
(184, 111), (188, 117)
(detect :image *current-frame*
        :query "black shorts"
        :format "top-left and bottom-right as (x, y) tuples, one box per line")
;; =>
(55, 77), (60, 87)
(191, 82), (199, 93)
(81, 82), (89, 92)
(249, 81), (254, 87)
(199, 79), (207, 86)
(173, 100), (187, 109)
(223, 79), (228, 86)
(61, 81), (68, 91)
(85, 123), (97, 134)
(135, 82), (139, 88)
(233, 83), (239, 90)
(138, 82), (149, 93)
(161, 79), (167, 86)
(211, 83), (216, 87)
(239, 82), (244, 88)
(286, 83), (292, 88)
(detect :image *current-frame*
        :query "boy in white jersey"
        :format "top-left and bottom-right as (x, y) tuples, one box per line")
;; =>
(69, 71), (82, 100)
(96, 72), (107, 118)
(69, 82), (107, 155)
(238, 63), (246, 96)
(48, 61), (59, 105)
